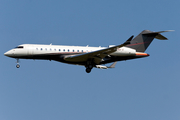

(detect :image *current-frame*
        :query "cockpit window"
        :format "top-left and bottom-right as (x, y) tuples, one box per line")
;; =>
(15, 46), (24, 48)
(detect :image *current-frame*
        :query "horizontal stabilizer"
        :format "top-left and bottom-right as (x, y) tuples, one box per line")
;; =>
(143, 30), (174, 40)
(155, 34), (168, 40)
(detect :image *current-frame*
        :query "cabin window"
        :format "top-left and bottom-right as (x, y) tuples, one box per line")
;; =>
(63, 49), (65, 52)
(36, 48), (38, 50)
(68, 49), (70, 52)
(59, 49), (61, 51)
(77, 50), (79, 52)
(41, 48), (43, 50)
(50, 48), (52, 51)
(73, 50), (75, 52)
(82, 50), (83, 53)
(45, 48), (47, 51)
(54, 49), (56, 51)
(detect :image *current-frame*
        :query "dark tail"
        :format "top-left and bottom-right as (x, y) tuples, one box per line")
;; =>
(126, 30), (172, 52)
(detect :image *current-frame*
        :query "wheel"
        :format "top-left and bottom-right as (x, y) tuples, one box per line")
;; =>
(86, 68), (91, 73)
(88, 64), (93, 69)
(16, 64), (20, 68)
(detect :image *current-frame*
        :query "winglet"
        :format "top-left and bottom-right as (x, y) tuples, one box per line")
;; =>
(123, 35), (134, 45)
(108, 61), (117, 68)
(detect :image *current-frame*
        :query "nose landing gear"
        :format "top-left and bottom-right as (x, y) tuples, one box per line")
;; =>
(16, 59), (20, 68)
(16, 64), (20, 68)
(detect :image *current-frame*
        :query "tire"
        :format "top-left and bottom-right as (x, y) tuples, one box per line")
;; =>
(88, 64), (93, 69)
(16, 64), (20, 68)
(86, 68), (91, 73)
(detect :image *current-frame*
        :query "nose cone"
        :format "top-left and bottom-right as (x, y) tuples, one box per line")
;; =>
(4, 50), (13, 57)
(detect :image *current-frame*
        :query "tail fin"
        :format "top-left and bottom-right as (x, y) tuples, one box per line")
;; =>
(126, 30), (172, 52)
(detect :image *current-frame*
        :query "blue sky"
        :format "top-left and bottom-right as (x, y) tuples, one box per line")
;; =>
(0, 0), (180, 120)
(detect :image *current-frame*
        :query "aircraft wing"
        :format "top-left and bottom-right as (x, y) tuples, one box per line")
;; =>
(64, 36), (133, 64)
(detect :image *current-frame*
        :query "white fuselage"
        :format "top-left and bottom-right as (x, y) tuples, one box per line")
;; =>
(4, 44), (137, 58)
(4, 44), (149, 69)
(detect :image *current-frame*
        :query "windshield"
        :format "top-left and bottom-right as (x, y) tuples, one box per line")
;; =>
(15, 46), (24, 49)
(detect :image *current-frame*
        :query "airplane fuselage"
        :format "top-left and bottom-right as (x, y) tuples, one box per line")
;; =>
(5, 30), (170, 73)
(4, 44), (148, 66)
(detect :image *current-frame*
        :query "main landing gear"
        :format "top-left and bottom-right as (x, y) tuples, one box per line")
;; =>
(86, 68), (92, 73)
(85, 63), (93, 73)
(16, 59), (20, 68)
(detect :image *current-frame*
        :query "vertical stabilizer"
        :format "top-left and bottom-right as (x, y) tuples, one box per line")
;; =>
(126, 30), (171, 52)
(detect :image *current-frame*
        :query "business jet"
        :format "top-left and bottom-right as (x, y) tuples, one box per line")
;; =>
(4, 30), (172, 73)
